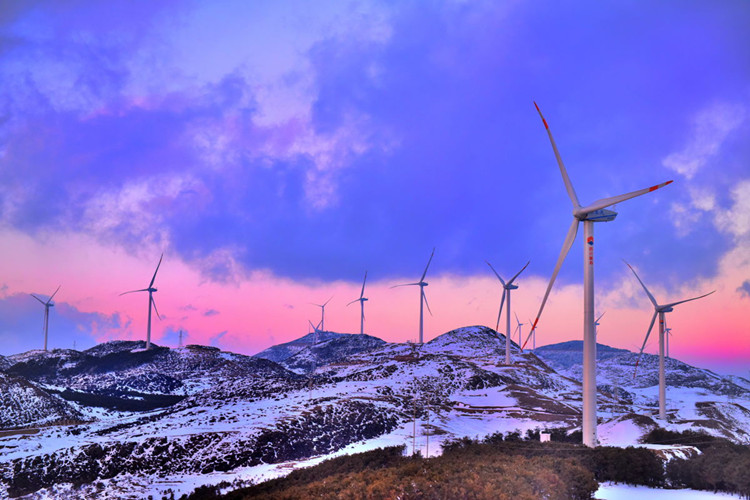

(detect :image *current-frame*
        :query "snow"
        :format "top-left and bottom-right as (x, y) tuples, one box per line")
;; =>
(596, 483), (741, 499)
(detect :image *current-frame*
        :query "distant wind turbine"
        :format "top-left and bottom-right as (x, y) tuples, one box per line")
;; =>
(348, 271), (368, 335)
(522, 102), (672, 447)
(392, 248), (435, 344)
(665, 319), (672, 358)
(514, 313), (525, 348)
(30, 285), (61, 351)
(594, 311), (606, 337)
(624, 260), (714, 419)
(486, 260), (529, 364)
(527, 317), (536, 350)
(311, 297), (333, 332)
(120, 253), (164, 350)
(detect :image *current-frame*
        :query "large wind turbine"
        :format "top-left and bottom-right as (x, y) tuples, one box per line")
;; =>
(348, 272), (368, 335)
(120, 254), (163, 350)
(392, 248), (435, 344)
(624, 260), (714, 419)
(522, 102), (673, 447)
(30, 286), (61, 351)
(311, 297), (333, 332)
(486, 260), (529, 364)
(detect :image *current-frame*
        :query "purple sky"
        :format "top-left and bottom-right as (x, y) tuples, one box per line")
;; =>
(0, 1), (748, 375)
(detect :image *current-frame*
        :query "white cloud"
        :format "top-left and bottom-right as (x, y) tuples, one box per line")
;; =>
(714, 180), (750, 239)
(662, 101), (745, 179)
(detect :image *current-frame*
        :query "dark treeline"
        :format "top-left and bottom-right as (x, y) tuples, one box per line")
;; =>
(643, 429), (750, 499)
(179, 428), (750, 500)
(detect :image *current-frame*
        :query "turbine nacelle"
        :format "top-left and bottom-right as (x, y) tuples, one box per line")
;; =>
(505, 283), (519, 290)
(577, 208), (618, 222)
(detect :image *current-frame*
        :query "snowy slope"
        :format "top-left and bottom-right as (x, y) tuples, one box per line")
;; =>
(535, 341), (750, 443)
(0, 371), (82, 429)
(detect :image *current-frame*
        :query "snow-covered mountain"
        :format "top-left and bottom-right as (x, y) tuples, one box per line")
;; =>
(1, 328), (748, 499)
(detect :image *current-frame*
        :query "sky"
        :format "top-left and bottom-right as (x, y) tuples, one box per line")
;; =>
(0, 1), (748, 376)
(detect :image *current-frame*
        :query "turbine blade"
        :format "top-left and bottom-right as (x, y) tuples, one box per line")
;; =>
(534, 101), (581, 209)
(360, 271), (367, 298)
(522, 218), (579, 349)
(347, 298), (359, 306)
(422, 289), (433, 316)
(582, 180), (673, 214)
(151, 296), (162, 320)
(30, 294), (46, 305)
(49, 285), (61, 302)
(623, 260), (659, 308)
(391, 282), (420, 288)
(149, 253), (164, 288)
(514, 311), (521, 326)
(485, 261), (507, 287)
(508, 260), (530, 285)
(120, 288), (150, 296)
(495, 289), (506, 332)
(663, 290), (715, 309)
(420, 247), (435, 281)
(596, 311), (606, 323)
(323, 296), (333, 307)
(634, 311), (658, 378)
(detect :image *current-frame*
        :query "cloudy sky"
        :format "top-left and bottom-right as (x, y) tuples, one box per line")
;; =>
(1, 1), (748, 375)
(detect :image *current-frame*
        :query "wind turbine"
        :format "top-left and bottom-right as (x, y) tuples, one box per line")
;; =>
(392, 248), (435, 344)
(624, 260), (714, 419)
(308, 319), (323, 348)
(514, 313), (525, 349)
(120, 253), (163, 350)
(527, 317), (537, 350)
(522, 102), (673, 447)
(311, 297), (333, 332)
(665, 320), (672, 358)
(30, 286), (61, 351)
(486, 260), (529, 364)
(348, 272), (368, 335)
(594, 311), (605, 337)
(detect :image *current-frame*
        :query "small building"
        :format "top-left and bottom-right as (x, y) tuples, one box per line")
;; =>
(540, 432), (551, 443)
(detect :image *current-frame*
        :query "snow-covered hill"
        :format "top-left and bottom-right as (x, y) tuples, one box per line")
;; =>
(280, 333), (386, 374)
(1, 328), (748, 499)
(534, 341), (750, 443)
(254, 331), (346, 363)
(0, 371), (82, 429)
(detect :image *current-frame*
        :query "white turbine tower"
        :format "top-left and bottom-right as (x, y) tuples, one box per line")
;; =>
(522, 102), (673, 447)
(31, 285), (61, 351)
(120, 254), (163, 350)
(486, 260), (530, 364)
(624, 260), (714, 420)
(392, 248), (435, 344)
(311, 297), (333, 332)
(348, 271), (368, 335)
